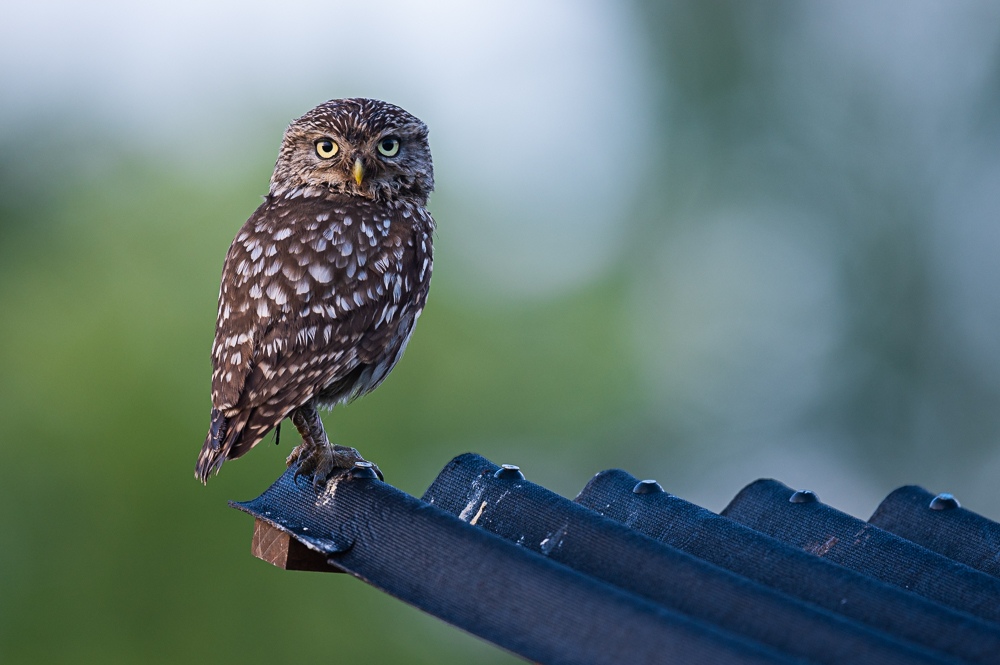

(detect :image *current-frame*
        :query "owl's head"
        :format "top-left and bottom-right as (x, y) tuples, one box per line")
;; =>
(269, 98), (434, 205)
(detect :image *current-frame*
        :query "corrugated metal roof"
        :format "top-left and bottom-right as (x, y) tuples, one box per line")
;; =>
(231, 453), (1000, 665)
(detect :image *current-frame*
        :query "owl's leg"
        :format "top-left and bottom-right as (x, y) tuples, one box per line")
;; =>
(286, 401), (382, 484)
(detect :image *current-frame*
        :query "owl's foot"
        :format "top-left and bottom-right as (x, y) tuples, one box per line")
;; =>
(287, 401), (383, 485)
(286, 442), (383, 486)
(286, 441), (335, 486)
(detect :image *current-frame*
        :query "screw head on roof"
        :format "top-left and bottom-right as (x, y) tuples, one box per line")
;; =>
(633, 479), (664, 495)
(929, 493), (960, 511)
(789, 490), (819, 504)
(349, 461), (380, 480)
(494, 464), (525, 480)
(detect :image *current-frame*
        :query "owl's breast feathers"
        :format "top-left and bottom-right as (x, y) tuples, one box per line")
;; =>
(199, 194), (433, 477)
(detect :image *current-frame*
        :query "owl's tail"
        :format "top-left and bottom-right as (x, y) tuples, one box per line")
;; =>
(195, 407), (249, 484)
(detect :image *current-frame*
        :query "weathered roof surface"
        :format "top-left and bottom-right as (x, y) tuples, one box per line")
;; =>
(575, 468), (1000, 663)
(721, 478), (1000, 624)
(868, 485), (1000, 579)
(231, 453), (1000, 665)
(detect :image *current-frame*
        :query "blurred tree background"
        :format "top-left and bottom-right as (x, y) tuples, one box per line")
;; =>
(3, 1), (1000, 662)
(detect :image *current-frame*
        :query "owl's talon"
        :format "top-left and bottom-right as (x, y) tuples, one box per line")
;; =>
(290, 443), (331, 486)
(329, 445), (382, 479)
(285, 443), (304, 467)
(287, 439), (382, 486)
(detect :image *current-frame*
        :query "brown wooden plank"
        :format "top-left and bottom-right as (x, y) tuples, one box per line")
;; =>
(250, 518), (345, 573)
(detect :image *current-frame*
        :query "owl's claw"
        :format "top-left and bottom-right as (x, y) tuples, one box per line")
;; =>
(332, 445), (384, 480)
(287, 442), (335, 487)
(287, 442), (383, 485)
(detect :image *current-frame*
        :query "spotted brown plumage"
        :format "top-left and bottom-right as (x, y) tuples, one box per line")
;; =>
(196, 98), (434, 484)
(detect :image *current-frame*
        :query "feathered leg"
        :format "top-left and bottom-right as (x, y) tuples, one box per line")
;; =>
(286, 400), (381, 484)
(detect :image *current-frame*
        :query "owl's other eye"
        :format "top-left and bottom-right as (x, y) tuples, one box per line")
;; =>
(315, 140), (338, 159)
(377, 137), (400, 157)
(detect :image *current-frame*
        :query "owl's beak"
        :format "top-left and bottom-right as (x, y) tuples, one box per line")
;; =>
(352, 157), (365, 186)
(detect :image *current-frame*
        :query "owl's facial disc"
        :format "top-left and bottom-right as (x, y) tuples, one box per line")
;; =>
(270, 98), (433, 203)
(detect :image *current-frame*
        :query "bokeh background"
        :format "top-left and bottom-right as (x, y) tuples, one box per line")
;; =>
(3, 0), (1000, 662)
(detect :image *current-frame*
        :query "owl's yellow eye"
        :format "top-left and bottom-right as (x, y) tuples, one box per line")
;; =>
(315, 140), (338, 159)
(377, 137), (400, 157)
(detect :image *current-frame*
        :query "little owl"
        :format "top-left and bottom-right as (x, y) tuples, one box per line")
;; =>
(195, 98), (434, 484)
